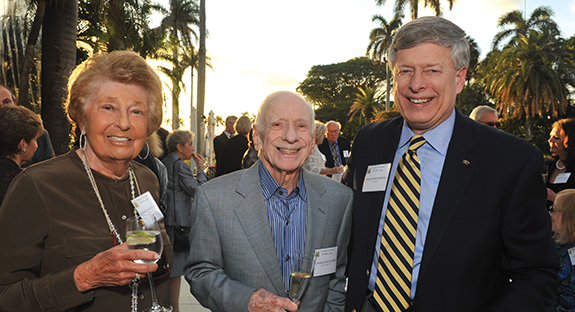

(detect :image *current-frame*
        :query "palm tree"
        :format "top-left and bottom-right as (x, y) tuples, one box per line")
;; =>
(374, 0), (455, 20)
(348, 87), (385, 125)
(492, 6), (559, 51)
(197, 0), (207, 155)
(366, 14), (402, 110)
(480, 30), (575, 140)
(41, 0), (77, 155)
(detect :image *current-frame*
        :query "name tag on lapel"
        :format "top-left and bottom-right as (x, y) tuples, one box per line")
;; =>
(314, 247), (337, 277)
(362, 164), (391, 192)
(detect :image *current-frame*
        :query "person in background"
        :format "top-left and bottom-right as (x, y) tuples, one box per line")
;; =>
(550, 189), (575, 311)
(134, 132), (169, 214)
(546, 119), (575, 209)
(186, 91), (352, 311)
(0, 85), (54, 167)
(221, 115), (252, 175)
(343, 16), (557, 312)
(162, 129), (207, 312)
(0, 105), (43, 205)
(304, 121), (344, 176)
(0, 50), (171, 311)
(318, 120), (351, 174)
(214, 115), (237, 176)
(241, 127), (259, 169)
(469, 105), (500, 128)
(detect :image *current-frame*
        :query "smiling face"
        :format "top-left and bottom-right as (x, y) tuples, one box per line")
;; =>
(549, 126), (567, 158)
(392, 42), (467, 134)
(81, 81), (149, 174)
(254, 94), (314, 186)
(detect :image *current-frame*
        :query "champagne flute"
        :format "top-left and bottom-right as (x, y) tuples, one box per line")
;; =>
(288, 254), (316, 302)
(542, 165), (549, 183)
(126, 216), (173, 312)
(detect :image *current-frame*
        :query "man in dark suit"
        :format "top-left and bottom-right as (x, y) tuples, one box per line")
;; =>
(319, 120), (350, 170)
(213, 115), (237, 177)
(343, 17), (558, 312)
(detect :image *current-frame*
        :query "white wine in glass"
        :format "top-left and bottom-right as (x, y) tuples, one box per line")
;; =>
(288, 255), (316, 302)
(126, 216), (172, 312)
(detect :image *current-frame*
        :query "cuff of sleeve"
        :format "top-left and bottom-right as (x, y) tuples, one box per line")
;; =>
(37, 266), (94, 311)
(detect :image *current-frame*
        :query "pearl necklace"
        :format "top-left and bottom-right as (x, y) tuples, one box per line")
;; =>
(556, 160), (566, 171)
(81, 150), (140, 312)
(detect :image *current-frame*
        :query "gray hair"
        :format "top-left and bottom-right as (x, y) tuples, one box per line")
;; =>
(388, 16), (469, 70)
(325, 120), (341, 131)
(314, 121), (327, 143)
(235, 115), (252, 136)
(469, 105), (498, 121)
(166, 129), (194, 153)
(256, 91), (314, 133)
(225, 115), (237, 124)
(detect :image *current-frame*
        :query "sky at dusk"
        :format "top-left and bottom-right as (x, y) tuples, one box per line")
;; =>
(155, 0), (575, 130)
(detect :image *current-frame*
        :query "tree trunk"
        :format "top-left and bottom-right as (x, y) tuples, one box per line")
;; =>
(196, 0), (206, 155)
(385, 62), (391, 110)
(525, 115), (533, 141)
(41, 0), (77, 155)
(19, 0), (46, 110)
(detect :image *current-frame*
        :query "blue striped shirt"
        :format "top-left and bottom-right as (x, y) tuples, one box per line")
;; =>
(259, 164), (307, 292)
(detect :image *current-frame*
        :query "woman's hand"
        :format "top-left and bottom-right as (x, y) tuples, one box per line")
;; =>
(332, 166), (344, 174)
(73, 244), (160, 292)
(192, 153), (205, 169)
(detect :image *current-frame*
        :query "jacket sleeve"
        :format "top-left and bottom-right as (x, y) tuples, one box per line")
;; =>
(176, 161), (207, 198)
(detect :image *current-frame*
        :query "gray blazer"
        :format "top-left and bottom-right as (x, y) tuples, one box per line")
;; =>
(185, 162), (353, 311)
(162, 152), (207, 226)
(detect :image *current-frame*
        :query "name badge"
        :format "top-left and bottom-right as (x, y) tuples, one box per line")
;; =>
(362, 164), (391, 192)
(343, 150), (349, 158)
(555, 173), (571, 184)
(314, 247), (337, 277)
(569, 247), (575, 267)
(131, 191), (164, 225)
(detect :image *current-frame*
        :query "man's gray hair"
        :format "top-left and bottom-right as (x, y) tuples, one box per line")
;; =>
(388, 16), (469, 70)
(469, 105), (498, 121)
(256, 91), (314, 133)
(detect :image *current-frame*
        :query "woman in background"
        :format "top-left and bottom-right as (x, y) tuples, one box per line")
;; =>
(547, 119), (575, 209)
(162, 129), (207, 311)
(0, 105), (43, 205)
(550, 189), (575, 311)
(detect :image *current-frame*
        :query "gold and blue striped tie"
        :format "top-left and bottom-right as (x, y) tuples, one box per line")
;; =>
(373, 135), (426, 312)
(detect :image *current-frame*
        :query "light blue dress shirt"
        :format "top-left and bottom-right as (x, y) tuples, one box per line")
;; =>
(368, 109), (455, 298)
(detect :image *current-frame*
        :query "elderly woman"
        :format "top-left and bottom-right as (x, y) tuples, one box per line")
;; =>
(0, 105), (43, 205)
(221, 115), (252, 174)
(303, 121), (344, 176)
(550, 189), (575, 311)
(162, 129), (207, 312)
(0, 51), (172, 311)
(547, 119), (575, 209)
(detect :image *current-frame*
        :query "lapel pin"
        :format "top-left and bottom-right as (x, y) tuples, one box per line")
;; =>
(462, 160), (470, 165)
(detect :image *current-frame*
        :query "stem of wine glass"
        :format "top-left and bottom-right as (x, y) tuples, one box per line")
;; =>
(147, 272), (160, 308)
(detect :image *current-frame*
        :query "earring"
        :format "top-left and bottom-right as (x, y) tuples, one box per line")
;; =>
(79, 133), (87, 151)
(21, 149), (26, 154)
(138, 142), (150, 160)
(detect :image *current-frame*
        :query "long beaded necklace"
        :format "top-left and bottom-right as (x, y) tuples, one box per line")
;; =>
(81, 150), (140, 312)
(557, 159), (566, 171)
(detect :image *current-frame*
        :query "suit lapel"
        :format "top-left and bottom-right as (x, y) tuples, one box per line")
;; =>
(418, 111), (477, 282)
(302, 171), (329, 263)
(234, 164), (286, 295)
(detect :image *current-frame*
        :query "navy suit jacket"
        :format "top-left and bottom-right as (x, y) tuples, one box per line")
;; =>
(319, 136), (351, 168)
(343, 111), (558, 312)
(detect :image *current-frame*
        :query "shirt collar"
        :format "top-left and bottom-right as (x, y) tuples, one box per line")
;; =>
(399, 108), (455, 156)
(259, 163), (307, 201)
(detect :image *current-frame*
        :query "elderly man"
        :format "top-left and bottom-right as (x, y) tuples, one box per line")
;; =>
(186, 91), (353, 312)
(343, 17), (558, 312)
(319, 121), (350, 172)
(214, 115), (238, 176)
(0, 85), (54, 166)
(469, 105), (499, 128)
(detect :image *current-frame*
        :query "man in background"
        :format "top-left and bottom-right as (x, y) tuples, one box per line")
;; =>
(214, 115), (237, 177)
(318, 120), (349, 173)
(0, 85), (54, 166)
(469, 105), (499, 128)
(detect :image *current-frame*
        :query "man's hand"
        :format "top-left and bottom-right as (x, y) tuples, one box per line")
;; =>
(248, 289), (298, 312)
(73, 244), (160, 291)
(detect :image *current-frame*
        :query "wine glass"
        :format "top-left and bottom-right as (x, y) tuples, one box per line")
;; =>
(541, 165), (549, 183)
(288, 254), (316, 303)
(126, 216), (173, 312)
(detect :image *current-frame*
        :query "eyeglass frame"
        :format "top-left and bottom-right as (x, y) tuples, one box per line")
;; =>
(484, 121), (500, 128)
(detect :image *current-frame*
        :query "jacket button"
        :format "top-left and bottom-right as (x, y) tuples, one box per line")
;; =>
(366, 269), (370, 276)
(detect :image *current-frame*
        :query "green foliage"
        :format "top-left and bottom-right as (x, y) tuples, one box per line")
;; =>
(457, 84), (493, 116)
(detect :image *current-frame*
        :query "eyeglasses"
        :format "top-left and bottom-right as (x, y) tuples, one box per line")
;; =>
(550, 205), (563, 213)
(484, 121), (500, 128)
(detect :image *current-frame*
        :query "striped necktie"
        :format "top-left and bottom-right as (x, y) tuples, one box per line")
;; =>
(331, 142), (341, 166)
(373, 135), (426, 312)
